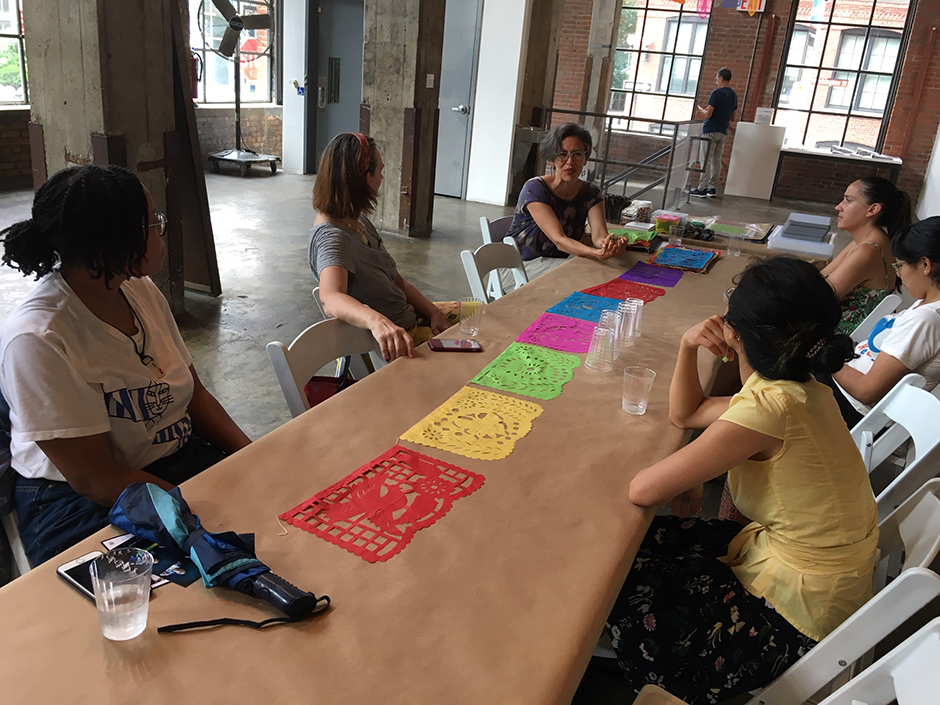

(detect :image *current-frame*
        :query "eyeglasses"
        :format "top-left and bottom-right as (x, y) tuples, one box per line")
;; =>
(554, 150), (588, 163)
(149, 213), (167, 238)
(891, 261), (904, 275)
(723, 286), (736, 303)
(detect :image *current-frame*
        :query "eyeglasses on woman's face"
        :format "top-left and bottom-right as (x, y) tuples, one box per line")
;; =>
(554, 150), (588, 164)
(149, 213), (168, 238)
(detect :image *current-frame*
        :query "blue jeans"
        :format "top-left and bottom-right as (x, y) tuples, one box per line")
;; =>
(14, 435), (226, 567)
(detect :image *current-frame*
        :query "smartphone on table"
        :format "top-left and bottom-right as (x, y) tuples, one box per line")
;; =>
(56, 550), (103, 602)
(428, 339), (482, 352)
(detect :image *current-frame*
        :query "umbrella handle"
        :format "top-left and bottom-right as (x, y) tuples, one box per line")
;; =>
(249, 572), (326, 619)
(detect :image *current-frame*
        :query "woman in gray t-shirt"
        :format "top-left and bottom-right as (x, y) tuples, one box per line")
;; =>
(308, 133), (451, 361)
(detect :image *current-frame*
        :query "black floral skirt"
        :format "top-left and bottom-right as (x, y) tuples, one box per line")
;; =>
(606, 515), (816, 704)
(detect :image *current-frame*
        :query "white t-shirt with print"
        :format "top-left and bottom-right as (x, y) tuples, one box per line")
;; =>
(836, 298), (940, 414)
(0, 273), (194, 482)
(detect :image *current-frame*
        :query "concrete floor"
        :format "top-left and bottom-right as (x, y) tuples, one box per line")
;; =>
(0, 175), (836, 703)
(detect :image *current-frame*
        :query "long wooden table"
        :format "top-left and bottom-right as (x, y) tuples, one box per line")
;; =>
(0, 250), (748, 703)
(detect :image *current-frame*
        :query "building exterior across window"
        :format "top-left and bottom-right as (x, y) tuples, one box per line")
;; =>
(773, 0), (913, 152)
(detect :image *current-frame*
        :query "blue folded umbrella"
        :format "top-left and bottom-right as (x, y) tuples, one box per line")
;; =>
(109, 483), (329, 631)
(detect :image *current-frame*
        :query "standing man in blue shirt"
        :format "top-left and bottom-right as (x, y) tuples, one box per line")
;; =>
(691, 67), (738, 198)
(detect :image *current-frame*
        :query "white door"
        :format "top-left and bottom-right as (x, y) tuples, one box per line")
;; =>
(434, 0), (483, 198)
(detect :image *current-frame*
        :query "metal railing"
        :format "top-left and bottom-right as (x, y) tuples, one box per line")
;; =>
(544, 108), (705, 214)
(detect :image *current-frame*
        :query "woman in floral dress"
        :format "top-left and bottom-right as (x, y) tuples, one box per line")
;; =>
(606, 257), (879, 702)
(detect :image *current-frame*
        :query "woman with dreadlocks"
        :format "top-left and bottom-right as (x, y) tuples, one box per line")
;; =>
(0, 165), (250, 565)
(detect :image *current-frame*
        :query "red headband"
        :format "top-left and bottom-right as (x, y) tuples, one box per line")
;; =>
(352, 133), (371, 175)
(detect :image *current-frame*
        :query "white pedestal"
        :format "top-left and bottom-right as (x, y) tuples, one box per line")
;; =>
(724, 123), (787, 200)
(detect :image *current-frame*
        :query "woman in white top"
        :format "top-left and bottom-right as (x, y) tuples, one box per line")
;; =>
(0, 165), (250, 565)
(821, 217), (940, 426)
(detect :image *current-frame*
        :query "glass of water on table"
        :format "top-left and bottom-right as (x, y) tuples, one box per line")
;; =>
(90, 547), (154, 641)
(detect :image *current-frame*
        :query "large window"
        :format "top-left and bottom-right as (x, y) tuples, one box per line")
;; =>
(190, 0), (275, 104)
(773, 0), (913, 152)
(0, 0), (27, 104)
(609, 0), (710, 128)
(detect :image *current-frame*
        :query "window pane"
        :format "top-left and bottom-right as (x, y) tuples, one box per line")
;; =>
(787, 28), (810, 64)
(795, 0), (832, 24)
(825, 71), (857, 110)
(610, 90), (628, 113)
(856, 72), (891, 113)
(865, 34), (900, 73)
(0, 37), (25, 103)
(692, 23), (707, 54)
(612, 50), (640, 91)
(774, 108), (809, 147)
(240, 54), (271, 101)
(631, 93), (667, 121)
(618, 8), (641, 49)
(780, 67), (819, 109)
(845, 115), (882, 149)
(657, 55), (674, 93)
(644, 12), (682, 54)
(830, 0), (875, 26)
(806, 112), (848, 148)
(665, 96), (694, 121)
(638, 51), (667, 94)
(797, 24), (825, 68)
(827, 28), (866, 71)
(873, 0), (910, 29)
(206, 52), (234, 102)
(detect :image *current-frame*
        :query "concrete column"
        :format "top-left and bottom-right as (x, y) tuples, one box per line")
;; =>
(24, 0), (177, 300)
(361, 0), (445, 237)
(583, 0), (622, 116)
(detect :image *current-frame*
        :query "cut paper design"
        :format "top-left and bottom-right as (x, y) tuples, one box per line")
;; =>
(581, 278), (665, 303)
(546, 292), (622, 323)
(619, 261), (684, 288)
(400, 387), (543, 461)
(649, 245), (720, 273)
(279, 445), (484, 563)
(697, 0), (711, 18)
(515, 312), (597, 353)
(471, 342), (580, 401)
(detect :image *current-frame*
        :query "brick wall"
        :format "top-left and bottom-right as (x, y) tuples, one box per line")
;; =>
(194, 105), (283, 166)
(552, 0), (593, 115)
(0, 108), (32, 191)
(552, 0), (940, 206)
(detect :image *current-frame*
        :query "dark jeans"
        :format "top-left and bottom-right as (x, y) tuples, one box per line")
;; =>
(814, 371), (864, 428)
(14, 435), (226, 567)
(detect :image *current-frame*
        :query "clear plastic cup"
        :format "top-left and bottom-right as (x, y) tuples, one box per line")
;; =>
(598, 309), (622, 360)
(618, 300), (639, 348)
(90, 548), (154, 641)
(669, 225), (684, 247)
(622, 366), (656, 415)
(459, 297), (485, 337)
(624, 297), (644, 336)
(585, 326), (615, 373)
(727, 231), (744, 257)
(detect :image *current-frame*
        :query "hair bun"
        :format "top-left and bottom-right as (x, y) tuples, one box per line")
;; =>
(809, 333), (856, 374)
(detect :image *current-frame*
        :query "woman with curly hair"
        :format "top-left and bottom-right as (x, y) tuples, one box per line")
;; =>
(0, 165), (250, 565)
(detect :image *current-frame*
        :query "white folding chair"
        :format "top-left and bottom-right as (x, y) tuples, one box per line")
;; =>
(479, 215), (513, 245)
(746, 479), (940, 704)
(850, 376), (940, 522)
(818, 617), (940, 704)
(266, 318), (386, 418)
(460, 242), (528, 303)
(850, 293), (903, 344)
(479, 216), (518, 299)
(312, 287), (327, 319)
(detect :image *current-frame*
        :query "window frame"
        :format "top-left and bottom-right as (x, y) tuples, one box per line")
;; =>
(655, 16), (708, 96)
(191, 0), (278, 105)
(771, 0), (917, 151)
(608, 2), (712, 126)
(0, 0), (28, 105)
